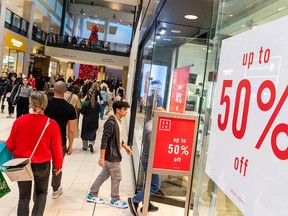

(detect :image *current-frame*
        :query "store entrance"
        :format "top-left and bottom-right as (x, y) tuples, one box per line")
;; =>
(5, 49), (25, 73)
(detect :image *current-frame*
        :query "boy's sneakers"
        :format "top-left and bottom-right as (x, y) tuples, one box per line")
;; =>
(52, 186), (63, 199)
(110, 199), (128, 208)
(128, 197), (138, 216)
(86, 194), (105, 204)
(89, 144), (94, 153)
(140, 202), (159, 212)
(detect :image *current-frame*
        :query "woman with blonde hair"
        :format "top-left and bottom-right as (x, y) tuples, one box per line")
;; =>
(6, 91), (63, 216)
(80, 86), (100, 153)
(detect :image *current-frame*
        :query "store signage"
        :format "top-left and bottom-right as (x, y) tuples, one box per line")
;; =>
(5, 33), (26, 52)
(206, 16), (288, 215)
(169, 66), (190, 113)
(153, 116), (196, 171)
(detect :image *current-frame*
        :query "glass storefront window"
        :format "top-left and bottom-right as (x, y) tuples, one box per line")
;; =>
(192, 0), (288, 215)
(3, 49), (25, 73)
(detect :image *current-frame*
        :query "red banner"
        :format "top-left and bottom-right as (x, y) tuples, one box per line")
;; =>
(169, 66), (190, 113)
(153, 116), (196, 171)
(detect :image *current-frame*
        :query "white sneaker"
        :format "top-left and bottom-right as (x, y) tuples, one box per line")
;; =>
(110, 200), (128, 208)
(86, 194), (105, 204)
(52, 186), (63, 199)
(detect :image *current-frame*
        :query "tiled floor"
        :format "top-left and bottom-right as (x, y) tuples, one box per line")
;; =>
(0, 110), (185, 216)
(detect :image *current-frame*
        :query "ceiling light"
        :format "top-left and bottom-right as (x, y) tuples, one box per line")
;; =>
(95, 15), (97, 17)
(6, 1), (10, 3)
(156, 35), (160, 39)
(185, 15), (198, 20)
(159, 28), (166, 35)
(171, 29), (181, 34)
(163, 38), (172, 41)
(120, 20), (122, 22)
(229, 14), (233, 17)
(278, 6), (287, 11)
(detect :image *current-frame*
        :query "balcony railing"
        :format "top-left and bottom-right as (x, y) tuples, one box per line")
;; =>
(5, 8), (29, 37)
(32, 26), (47, 45)
(47, 34), (130, 57)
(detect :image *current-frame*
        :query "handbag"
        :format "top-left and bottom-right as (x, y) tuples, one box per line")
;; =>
(0, 141), (14, 172)
(12, 85), (21, 106)
(3, 118), (50, 182)
(0, 172), (10, 198)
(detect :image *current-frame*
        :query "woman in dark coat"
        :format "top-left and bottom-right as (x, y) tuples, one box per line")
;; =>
(80, 88), (100, 153)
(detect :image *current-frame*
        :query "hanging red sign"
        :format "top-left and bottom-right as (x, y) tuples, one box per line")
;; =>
(169, 66), (190, 113)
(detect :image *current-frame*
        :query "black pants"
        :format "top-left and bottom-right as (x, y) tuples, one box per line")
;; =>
(17, 162), (51, 216)
(51, 145), (66, 191)
(7, 99), (14, 115)
(17, 97), (29, 118)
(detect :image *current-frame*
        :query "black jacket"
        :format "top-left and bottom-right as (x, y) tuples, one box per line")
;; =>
(101, 115), (123, 162)
(0, 78), (9, 95)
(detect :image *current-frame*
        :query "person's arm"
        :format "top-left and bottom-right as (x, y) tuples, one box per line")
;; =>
(67, 119), (76, 155)
(50, 122), (63, 174)
(98, 149), (106, 167)
(122, 143), (132, 155)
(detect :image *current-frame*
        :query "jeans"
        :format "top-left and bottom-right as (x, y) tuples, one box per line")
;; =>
(90, 161), (122, 201)
(132, 162), (160, 204)
(17, 162), (51, 216)
(100, 104), (105, 119)
(51, 145), (66, 191)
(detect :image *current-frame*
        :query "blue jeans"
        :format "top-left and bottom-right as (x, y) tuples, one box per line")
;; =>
(17, 161), (51, 216)
(100, 104), (105, 119)
(132, 162), (160, 204)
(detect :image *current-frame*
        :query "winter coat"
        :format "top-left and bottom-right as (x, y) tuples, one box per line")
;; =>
(80, 99), (100, 141)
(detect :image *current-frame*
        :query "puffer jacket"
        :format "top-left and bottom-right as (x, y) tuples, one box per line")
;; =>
(0, 78), (9, 95)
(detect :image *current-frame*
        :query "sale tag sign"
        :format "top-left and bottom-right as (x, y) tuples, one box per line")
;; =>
(153, 116), (196, 171)
(206, 16), (288, 215)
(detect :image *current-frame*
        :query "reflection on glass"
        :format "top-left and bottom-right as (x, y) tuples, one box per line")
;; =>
(8, 50), (24, 73)
(12, 15), (21, 28)
(5, 9), (12, 24)
(21, 20), (27, 32)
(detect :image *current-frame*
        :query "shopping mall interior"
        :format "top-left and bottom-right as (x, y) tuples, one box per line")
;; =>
(1, 0), (288, 215)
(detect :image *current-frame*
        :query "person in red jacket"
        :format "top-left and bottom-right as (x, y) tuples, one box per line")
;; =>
(28, 73), (36, 90)
(6, 91), (63, 216)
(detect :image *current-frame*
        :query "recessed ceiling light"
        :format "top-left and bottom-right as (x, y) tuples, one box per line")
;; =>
(163, 38), (172, 41)
(6, 1), (10, 3)
(229, 14), (233, 17)
(171, 29), (181, 34)
(278, 6), (287, 11)
(95, 15), (97, 17)
(159, 28), (166, 35)
(185, 15), (198, 20)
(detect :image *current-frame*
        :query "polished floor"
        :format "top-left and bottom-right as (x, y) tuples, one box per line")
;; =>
(0, 109), (185, 216)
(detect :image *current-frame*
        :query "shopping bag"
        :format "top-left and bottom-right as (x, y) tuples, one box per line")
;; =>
(0, 141), (14, 172)
(0, 172), (11, 198)
(3, 158), (33, 182)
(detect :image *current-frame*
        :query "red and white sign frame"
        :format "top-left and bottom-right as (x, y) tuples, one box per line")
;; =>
(143, 111), (198, 216)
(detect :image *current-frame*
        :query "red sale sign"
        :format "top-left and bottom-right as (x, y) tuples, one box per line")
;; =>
(169, 66), (190, 113)
(153, 116), (196, 171)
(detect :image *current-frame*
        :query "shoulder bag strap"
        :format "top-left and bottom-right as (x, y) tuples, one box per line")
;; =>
(67, 92), (73, 103)
(29, 118), (50, 159)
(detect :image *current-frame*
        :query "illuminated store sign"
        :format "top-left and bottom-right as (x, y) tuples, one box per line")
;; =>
(11, 39), (23, 47)
(5, 33), (26, 52)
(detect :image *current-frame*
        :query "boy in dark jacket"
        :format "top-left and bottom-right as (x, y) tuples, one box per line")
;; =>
(86, 101), (132, 208)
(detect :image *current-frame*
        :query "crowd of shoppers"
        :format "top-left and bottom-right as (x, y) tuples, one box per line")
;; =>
(2, 72), (163, 215)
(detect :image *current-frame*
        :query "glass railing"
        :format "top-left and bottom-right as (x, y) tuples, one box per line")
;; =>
(4, 8), (29, 37)
(32, 26), (47, 45)
(46, 34), (130, 56)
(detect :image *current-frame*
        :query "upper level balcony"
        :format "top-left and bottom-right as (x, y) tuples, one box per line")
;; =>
(46, 34), (130, 57)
